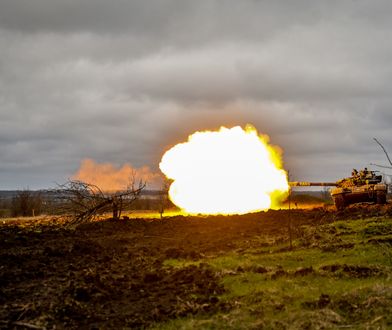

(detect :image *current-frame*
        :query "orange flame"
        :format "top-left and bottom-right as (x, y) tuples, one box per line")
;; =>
(73, 158), (161, 191)
(159, 125), (289, 215)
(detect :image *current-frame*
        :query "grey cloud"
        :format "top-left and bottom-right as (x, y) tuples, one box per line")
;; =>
(0, 0), (320, 36)
(1, 0), (392, 189)
(0, 0), (176, 34)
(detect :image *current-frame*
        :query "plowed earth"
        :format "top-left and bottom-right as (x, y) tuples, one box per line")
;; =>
(1, 204), (392, 329)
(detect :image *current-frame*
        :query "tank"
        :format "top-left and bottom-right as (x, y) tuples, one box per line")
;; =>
(289, 169), (388, 210)
(330, 170), (388, 210)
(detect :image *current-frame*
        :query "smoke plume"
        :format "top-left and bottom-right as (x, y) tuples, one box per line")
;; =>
(72, 158), (162, 191)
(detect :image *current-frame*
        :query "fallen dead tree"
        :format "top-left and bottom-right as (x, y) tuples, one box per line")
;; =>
(54, 179), (145, 223)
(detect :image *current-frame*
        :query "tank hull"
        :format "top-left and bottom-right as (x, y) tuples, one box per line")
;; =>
(330, 184), (388, 210)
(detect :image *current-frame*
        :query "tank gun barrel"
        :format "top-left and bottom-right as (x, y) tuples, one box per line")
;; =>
(289, 181), (337, 187)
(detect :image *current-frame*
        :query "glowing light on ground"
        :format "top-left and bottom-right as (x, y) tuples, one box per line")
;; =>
(159, 125), (289, 215)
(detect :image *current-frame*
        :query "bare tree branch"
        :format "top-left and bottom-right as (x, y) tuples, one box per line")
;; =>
(374, 138), (392, 167)
(53, 179), (146, 224)
(370, 163), (392, 170)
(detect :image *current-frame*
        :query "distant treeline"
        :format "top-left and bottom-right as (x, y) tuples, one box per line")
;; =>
(0, 190), (174, 218)
(0, 190), (44, 217)
(289, 191), (333, 204)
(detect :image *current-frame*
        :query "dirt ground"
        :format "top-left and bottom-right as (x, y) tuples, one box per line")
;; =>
(1, 204), (392, 329)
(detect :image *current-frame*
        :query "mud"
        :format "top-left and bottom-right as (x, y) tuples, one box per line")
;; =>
(1, 204), (392, 329)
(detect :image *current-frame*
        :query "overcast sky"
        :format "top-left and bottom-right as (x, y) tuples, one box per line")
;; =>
(1, 0), (392, 189)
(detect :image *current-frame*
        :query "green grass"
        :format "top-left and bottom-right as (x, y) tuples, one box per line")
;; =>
(165, 244), (389, 273)
(154, 217), (392, 329)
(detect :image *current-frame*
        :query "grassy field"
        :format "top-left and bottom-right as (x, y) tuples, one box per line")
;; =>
(153, 217), (392, 329)
(1, 206), (392, 329)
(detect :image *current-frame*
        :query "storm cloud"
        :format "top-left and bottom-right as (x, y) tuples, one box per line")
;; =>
(1, 0), (392, 189)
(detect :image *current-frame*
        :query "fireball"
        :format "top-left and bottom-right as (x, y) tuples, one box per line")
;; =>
(159, 125), (289, 215)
